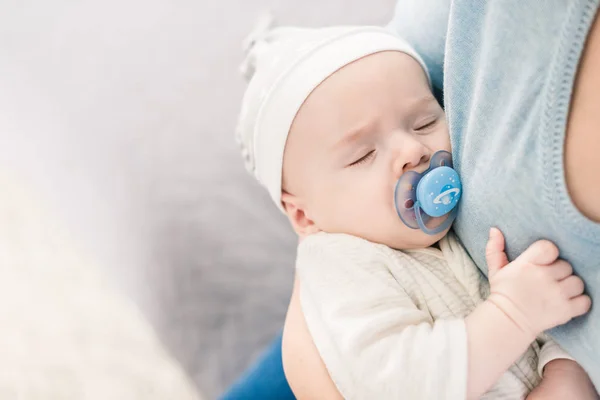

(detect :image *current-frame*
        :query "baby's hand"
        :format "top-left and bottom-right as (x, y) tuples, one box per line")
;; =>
(484, 228), (591, 338)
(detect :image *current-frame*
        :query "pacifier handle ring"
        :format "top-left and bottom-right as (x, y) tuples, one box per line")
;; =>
(415, 202), (459, 235)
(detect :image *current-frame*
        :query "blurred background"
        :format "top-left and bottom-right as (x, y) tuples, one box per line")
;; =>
(0, 0), (394, 398)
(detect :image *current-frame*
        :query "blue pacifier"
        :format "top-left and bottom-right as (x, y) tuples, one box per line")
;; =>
(394, 150), (462, 235)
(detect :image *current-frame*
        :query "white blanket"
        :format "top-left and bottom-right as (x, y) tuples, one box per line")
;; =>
(0, 170), (202, 400)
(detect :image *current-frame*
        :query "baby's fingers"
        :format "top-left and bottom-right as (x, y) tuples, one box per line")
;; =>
(519, 240), (559, 266)
(548, 260), (573, 280)
(560, 275), (585, 298)
(570, 295), (592, 318)
(486, 227), (509, 276)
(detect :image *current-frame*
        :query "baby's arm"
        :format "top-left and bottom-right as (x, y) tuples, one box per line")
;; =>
(466, 228), (591, 398)
(297, 230), (590, 400)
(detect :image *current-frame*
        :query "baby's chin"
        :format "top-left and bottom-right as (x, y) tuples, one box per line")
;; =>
(385, 218), (451, 250)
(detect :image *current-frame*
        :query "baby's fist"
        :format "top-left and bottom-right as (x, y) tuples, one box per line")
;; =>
(485, 228), (591, 337)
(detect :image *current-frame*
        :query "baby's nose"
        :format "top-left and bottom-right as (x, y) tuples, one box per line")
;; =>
(393, 144), (431, 177)
(402, 153), (430, 173)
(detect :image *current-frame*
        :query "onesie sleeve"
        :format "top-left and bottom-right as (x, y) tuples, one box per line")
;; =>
(536, 333), (575, 377)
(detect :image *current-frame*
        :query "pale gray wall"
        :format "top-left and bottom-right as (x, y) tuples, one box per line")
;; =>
(0, 0), (395, 397)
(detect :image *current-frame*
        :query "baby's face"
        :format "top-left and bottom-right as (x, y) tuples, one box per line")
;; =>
(282, 51), (451, 249)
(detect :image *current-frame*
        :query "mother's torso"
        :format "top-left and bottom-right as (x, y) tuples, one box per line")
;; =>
(391, 0), (600, 384)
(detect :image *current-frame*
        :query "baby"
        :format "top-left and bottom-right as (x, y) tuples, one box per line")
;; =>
(236, 21), (594, 399)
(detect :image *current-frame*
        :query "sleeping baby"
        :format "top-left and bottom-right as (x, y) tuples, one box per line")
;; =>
(235, 20), (595, 399)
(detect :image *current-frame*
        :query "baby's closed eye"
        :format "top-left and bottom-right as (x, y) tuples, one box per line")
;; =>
(349, 150), (376, 167)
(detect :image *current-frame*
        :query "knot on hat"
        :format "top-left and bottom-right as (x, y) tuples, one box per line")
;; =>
(240, 12), (275, 81)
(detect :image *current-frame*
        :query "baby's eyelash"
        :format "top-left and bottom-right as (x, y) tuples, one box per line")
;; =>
(416, 119), (437, 131)
(349, 150), (376, 167)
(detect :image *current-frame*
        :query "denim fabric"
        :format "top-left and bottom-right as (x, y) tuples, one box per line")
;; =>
(219, 332), (295, 400)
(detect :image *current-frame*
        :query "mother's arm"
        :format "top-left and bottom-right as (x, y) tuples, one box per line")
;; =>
(282, 276), (342, 400)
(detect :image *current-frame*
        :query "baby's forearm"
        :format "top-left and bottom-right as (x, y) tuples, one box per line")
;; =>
(464, 299), (535, 400)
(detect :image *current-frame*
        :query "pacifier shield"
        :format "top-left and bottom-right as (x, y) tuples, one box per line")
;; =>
(394, 150), (462, 235)
(394, 170), (422, 230)
(416, 166), (461, 217)
(429, 150), (453, 169)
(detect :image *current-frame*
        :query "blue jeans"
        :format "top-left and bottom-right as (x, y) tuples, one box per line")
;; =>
(219, 332), (295, 400)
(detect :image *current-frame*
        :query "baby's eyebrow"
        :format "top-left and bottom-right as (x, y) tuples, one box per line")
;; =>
(332, 119), (378, 151)
(409, 95), (438, 111)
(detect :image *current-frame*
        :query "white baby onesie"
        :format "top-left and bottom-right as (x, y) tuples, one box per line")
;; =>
(297, 232), (570, 400)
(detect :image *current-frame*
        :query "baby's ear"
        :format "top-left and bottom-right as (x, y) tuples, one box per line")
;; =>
(281, 192), (321, 238)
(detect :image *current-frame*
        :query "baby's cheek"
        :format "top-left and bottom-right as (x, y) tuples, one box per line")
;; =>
(437, 125), (452, 152)
(371, 186), (398, 225)
(348, 191), (378, 220)
(329, 189), (367, 228)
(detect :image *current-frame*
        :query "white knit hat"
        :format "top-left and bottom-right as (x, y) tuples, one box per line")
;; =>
(236, 15), (429, 211)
